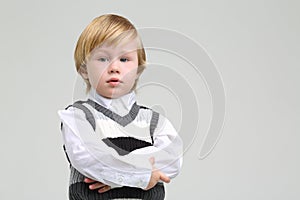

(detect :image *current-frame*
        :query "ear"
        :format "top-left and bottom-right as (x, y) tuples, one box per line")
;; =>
(136, 71), (141, 79)
(79, 67), (89, 80)
(136, 66), (145, 80)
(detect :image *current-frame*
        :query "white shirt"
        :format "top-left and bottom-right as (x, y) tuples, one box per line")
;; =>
(58, 89), (183, 189)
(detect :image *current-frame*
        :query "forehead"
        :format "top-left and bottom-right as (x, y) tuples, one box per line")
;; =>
(91, 38), (139, 56)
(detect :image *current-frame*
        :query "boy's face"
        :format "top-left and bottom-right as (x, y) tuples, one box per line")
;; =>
(83, 39), (140, 99)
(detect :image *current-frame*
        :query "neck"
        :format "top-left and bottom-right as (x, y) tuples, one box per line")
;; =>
(88, 89), (136, 115)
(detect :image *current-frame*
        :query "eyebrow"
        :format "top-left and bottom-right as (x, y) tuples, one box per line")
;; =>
(93, 48), (109, 54)
(93, 48), (136, 56)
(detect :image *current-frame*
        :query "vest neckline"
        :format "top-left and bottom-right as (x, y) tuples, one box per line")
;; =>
(86, 99), (140, 127)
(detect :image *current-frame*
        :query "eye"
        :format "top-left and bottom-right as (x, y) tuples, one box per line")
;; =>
(98, 57), (109, 62)
(120, 58), (129, 62)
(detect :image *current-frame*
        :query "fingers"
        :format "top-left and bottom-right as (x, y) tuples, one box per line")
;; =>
(149, 157), (155, 166)
(159, 171), (171, 183)
(84, 178), (111, 193)
(98, 185), (111, 193)
(149, 157), (171, 184)
(149, 157), (171, 183)
(89, 182), (111, 193)
(88, 182), (106, 190)
(84, 177), (96, 183)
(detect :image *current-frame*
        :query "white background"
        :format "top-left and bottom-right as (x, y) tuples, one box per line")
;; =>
(0, 0), (299, 199)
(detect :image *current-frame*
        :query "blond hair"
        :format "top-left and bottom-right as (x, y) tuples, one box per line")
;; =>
(74, 14), (146, 92)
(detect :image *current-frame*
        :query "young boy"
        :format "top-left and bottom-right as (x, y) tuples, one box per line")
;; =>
(58, 14), (183, 200)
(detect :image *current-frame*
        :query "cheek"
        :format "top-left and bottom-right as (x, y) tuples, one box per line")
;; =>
(123, 66), (138, 81)
(87, 65), (106, 86)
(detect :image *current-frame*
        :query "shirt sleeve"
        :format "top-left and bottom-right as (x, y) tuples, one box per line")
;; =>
(130, 114), (183, 179)
(58, 107), (152, 189)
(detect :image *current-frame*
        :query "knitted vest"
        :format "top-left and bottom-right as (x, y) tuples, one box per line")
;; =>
(62, 99), (165, 200)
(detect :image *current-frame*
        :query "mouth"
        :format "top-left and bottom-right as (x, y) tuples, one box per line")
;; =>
(106, 78), (122, 86)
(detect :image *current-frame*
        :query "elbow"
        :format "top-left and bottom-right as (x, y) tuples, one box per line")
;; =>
(172, 161), (182, 179)
(64, 145), (98, 174)
(164, 157), (183, 179)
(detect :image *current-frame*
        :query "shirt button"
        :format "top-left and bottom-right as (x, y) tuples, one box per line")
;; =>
(117, 175), (124, 183)
(138, 180), (144, 188)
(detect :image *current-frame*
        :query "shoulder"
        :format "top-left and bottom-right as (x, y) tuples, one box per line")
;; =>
(136, 104), (171, 127)
(136, 104), (159, 118)
(58, 100), (92, 121)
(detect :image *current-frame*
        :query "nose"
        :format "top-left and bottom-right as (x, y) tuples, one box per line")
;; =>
(108, 60), (120, 74)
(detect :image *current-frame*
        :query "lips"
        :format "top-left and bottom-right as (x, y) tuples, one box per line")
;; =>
(106, 78), (122, 86)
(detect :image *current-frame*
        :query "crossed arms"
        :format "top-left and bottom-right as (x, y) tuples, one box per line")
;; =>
(58, 107), (183, 192)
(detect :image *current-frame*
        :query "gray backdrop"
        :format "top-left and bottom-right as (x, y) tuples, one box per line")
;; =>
(0, 0), (299, 199)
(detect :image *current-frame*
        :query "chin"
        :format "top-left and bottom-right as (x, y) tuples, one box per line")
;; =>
(97, 87), (131, 99)
(104, 92), (124, 99)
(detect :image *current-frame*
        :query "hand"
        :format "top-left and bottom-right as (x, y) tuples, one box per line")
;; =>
(144, 157), (170, 190)
(84, 177), (111, 193)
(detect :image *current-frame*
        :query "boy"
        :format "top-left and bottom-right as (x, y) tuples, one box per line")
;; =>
(58, 14), (183, 200)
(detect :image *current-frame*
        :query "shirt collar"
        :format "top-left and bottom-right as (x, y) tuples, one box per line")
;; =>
(88, 89), (136, 111)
